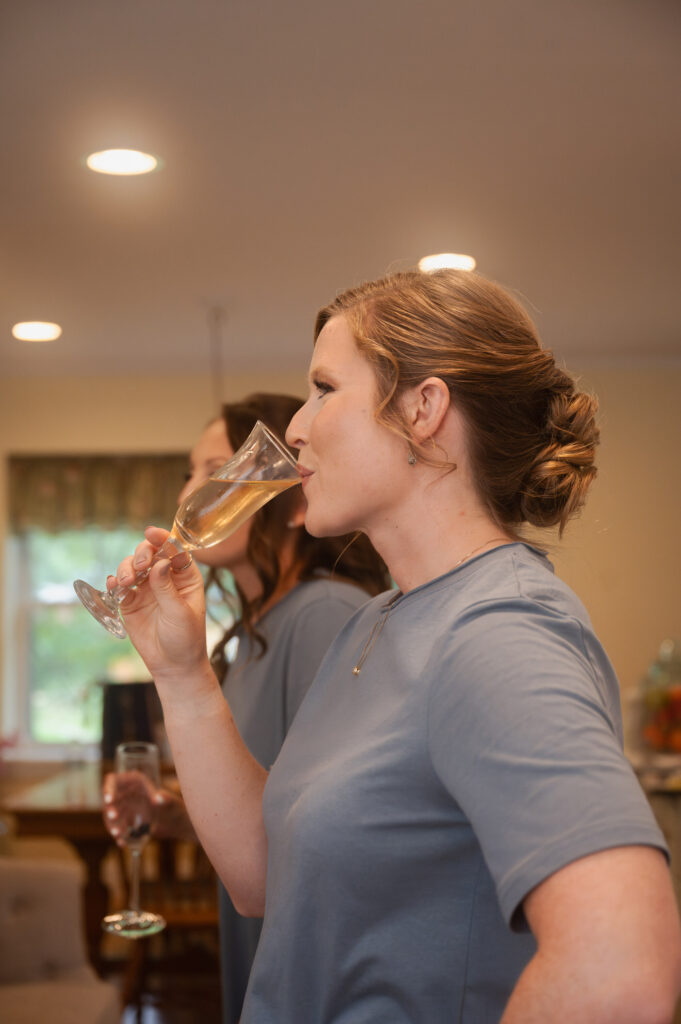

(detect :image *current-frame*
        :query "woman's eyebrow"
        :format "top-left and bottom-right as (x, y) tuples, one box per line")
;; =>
(308, 363), (333, 383)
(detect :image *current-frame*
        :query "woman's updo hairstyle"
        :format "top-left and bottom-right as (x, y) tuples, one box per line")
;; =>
(315, 269), (599, 536)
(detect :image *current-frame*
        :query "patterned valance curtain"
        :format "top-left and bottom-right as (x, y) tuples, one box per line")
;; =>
(8, 454), (188, 533)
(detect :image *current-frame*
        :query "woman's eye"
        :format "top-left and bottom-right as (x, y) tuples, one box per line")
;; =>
(313, 379), (334, 396)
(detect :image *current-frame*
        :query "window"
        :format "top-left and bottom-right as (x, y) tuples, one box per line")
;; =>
(4, 453), (190, 757)
(14, 527), (155, 746)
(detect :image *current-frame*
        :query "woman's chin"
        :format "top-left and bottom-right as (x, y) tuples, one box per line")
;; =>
(304, 511), (353, 540)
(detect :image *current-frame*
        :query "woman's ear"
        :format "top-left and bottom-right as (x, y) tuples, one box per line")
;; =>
(402, 377), (451, 442)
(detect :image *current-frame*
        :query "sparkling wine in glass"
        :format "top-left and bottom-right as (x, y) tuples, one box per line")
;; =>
(74, 420), (299, 638)
(102, 741), (166, 939)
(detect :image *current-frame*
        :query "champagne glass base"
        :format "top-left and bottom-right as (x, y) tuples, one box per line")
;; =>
(73, 580), (128, 639)
(102, 909), (166, 939)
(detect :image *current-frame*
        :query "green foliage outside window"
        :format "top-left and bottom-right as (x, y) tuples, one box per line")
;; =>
(26, 528), (153, 744)
(14, 528), (235, 746)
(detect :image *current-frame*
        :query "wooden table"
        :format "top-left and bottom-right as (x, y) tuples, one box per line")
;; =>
(5, 761), (111, 971)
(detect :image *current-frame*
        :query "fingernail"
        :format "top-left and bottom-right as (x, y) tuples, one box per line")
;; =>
(110, 826), (120, 836)
(105, 808), (117, 820)
(103, 792), (112, 804)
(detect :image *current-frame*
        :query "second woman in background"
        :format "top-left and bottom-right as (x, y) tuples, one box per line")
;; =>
(104, 392), (389, 1023)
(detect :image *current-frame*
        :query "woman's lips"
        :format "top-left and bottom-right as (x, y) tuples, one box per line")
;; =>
(296, 464), (313, 486)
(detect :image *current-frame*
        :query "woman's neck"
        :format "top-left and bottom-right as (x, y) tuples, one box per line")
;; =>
(231, 561), (263, 606)
(367, 481), (512, 594)
(255, 559), (304, 621)
(231, 537), (303, 623)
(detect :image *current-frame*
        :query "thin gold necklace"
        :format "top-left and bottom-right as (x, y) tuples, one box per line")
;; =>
(351, 537), (509, 676)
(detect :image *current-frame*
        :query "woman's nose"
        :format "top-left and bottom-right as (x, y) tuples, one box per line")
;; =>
(286, 405), (308, 449)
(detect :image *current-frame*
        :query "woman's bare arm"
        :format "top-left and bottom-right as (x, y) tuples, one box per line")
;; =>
(109, 527), (269, 915)
(501, 845), (681, 1023)
(157, 664), (269, 915)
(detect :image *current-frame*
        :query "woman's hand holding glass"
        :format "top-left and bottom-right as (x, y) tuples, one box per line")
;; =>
(103, 770), (197, 846)
(109, 525), (211, 682)
(74, 419), (299, 638)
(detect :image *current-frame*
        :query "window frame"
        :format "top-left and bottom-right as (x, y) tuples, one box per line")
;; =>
(3, 451), (189, 762)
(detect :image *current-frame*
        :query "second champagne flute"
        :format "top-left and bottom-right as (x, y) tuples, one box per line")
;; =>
(102, 741), (166, 939)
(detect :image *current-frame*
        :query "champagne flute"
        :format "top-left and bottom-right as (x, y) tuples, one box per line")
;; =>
(74, 420), (299, 638)
(102, 741), (167, 939)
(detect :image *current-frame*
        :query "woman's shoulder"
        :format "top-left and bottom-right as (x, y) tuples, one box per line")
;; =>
(479, 542), (591, 623)
(413, 542), (588, 625)
(266, 578), (380, 675)
(285, 576), (378, 615)
(256, 578), (384, 646)
(426, 544), (619, 706)
(402, 543), (600, 674)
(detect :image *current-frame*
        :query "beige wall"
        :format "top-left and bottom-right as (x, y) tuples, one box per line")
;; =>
(548, 367), (681, 719)
(2, 367), (680, 742)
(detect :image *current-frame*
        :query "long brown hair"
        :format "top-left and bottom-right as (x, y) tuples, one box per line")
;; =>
(315, 269), (599, 537)
(209, 392), (390, 679)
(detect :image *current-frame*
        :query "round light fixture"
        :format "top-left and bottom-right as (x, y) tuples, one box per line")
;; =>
(86, 149), (159, 175)
(418, 253), (477, 273)
(12, 321), (63, 342)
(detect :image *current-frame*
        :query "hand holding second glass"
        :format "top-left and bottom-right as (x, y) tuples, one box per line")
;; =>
(102, 741), (166, 940)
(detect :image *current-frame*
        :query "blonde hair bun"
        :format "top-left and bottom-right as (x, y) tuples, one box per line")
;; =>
(520, 389), (599, 532)
(315, 269), (601, 537)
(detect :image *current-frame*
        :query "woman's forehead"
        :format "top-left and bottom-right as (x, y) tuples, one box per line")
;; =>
(310, 316), (364, 371)
(193, 418), (232, 458)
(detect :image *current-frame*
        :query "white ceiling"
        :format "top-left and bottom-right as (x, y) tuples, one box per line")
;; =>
(2, 0), (680, 380)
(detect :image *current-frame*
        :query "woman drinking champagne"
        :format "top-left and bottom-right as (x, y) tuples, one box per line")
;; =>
(108, 271), (681, 1022)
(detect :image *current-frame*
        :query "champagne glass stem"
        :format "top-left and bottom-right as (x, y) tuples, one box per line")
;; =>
(129, 848), (142, 913)
(107, 538), (186, 606)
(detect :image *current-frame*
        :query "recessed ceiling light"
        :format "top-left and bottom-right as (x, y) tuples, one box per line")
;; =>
(86, 149), (159, 175)
(418, 253), (477, 273)
(12, 321), (63, 342)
